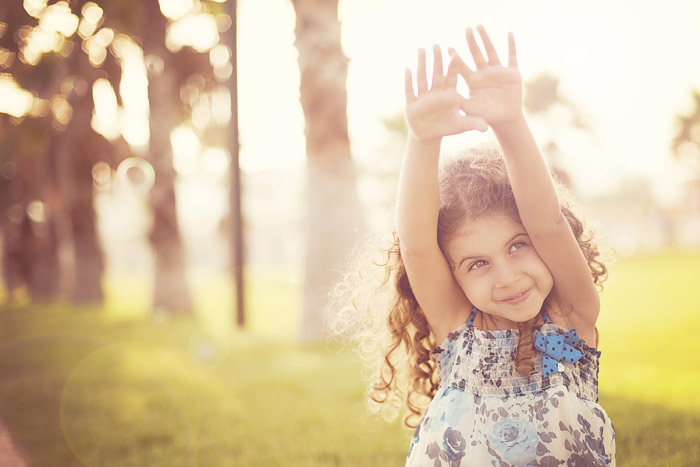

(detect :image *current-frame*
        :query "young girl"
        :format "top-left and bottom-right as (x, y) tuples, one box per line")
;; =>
(334, 26), (615, 466)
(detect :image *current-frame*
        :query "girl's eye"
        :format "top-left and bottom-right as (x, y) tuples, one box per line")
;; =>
(510, 241), (527, 252)
(468, 260), (488, 271)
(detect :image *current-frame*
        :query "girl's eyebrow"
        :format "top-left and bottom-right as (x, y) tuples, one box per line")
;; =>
(456, 232), (529, 269)
(509, 232), (528, 243)
(457, 254), (479, 269)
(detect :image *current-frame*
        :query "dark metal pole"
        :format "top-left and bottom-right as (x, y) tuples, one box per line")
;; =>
(227, 0), (244, 327)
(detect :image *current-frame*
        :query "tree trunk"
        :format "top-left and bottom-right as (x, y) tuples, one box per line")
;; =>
(59, 89), (106, 304)
(143, 2), (192, 315)
(293, 0), (364, 340)
(69, 191), (104, 303)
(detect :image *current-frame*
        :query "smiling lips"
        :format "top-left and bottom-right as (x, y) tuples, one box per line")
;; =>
(500, 287), (532, 305)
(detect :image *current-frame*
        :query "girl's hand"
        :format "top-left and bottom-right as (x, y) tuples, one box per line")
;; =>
(450, 26), (523, 129)
(405, 45), (488, 142)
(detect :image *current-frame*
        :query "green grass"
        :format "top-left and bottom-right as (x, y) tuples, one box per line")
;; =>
(597, 249), (700, 466)
(0, 253), (699, 466)
(0, 267), (409, 466)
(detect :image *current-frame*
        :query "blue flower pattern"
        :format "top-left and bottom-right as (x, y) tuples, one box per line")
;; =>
(406, 320), (615, 466)
(486, 416), (539, 465)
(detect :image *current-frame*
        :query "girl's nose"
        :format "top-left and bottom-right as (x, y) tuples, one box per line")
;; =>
(494, 260), (521, 287)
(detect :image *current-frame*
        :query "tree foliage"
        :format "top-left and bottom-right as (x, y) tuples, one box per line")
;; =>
(671, 90), (700, 176)
(0, 1), (231, 311)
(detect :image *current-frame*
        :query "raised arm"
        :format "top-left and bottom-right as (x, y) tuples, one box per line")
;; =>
(452, 26), (600, 341)
(397, 45), (486, 343)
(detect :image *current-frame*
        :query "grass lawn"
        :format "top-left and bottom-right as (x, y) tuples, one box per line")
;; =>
(0, 252), (699, 466)
(596, 249), (700, 466)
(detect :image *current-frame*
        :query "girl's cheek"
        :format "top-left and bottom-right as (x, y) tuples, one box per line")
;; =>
(455, 275), (471, 295)
(521, 250), (545, 268)
(462, 275), (485, 297)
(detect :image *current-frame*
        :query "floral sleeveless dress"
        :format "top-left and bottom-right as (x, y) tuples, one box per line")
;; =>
(406, 308), (615, 466)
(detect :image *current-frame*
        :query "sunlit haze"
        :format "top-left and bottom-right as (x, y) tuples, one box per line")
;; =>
(6, 0), (700, 204)
(239, 0), (700, 206)
(3, 0), (700, 257)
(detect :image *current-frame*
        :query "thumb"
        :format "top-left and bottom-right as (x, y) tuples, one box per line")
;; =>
(457, 97), (488, 131)
(461, 115), (488, 133)
(458, 96), (480, 116)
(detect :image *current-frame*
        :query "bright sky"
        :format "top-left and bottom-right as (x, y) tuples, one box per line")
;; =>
(238, 0), (700, 205)
(3, 0), (696, 270)
(5, 0), (700, 207)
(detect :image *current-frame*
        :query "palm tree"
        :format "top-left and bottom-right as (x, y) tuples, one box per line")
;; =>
(523, 74), (592, 189)
(292, 0), (364, 340)
(671, 90), (700, 177)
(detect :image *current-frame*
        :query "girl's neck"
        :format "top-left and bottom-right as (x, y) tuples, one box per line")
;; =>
(475, 312), (531, 331)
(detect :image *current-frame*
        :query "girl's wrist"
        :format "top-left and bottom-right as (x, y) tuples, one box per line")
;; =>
(406, 132), (442, 151)
(491, 111), (527, 138)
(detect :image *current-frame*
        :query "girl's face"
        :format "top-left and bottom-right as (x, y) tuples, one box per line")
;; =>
(444, 211), (553, 324)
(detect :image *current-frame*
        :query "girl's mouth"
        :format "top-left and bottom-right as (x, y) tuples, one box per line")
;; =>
(501, 288), (531, 305)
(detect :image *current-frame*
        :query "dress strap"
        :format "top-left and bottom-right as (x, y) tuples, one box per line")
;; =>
(467, 306), (478, 326)
(541, 309), (552, 324)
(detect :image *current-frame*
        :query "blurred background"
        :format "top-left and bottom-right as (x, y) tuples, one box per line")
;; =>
(0, 0), (699, 465)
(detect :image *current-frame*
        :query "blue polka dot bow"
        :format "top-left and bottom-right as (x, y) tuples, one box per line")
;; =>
(534, 329), (584, 378)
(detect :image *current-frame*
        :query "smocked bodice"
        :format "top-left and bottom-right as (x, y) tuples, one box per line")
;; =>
(433, 322), (601, 401)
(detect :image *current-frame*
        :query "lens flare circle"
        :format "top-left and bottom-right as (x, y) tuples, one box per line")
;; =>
(116, 156), (155, 194)
(60, 341), (200, 465)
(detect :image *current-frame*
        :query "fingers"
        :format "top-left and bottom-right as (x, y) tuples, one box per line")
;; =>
(416, 48), (428, 94)
(507, 31), (518, 68)
(448, 48), (473, 80)
(458, 95), (477, 116)
(465, 27), (487, 69)
(404, 68), (416, 104)
(410, 46), (448, 96)
(431, 44), (444, 89)
(466, 26), (515, 69)
(435, 112), (488, 136)
(455, 101), (489, 132)
(445, 52), (459, 89)
(476, 25), (501, 66)
(440, 115), (488, 136)
(458, 97), (488, 131)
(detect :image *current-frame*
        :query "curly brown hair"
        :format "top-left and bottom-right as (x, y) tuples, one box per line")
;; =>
(330, 145), (607, 428)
